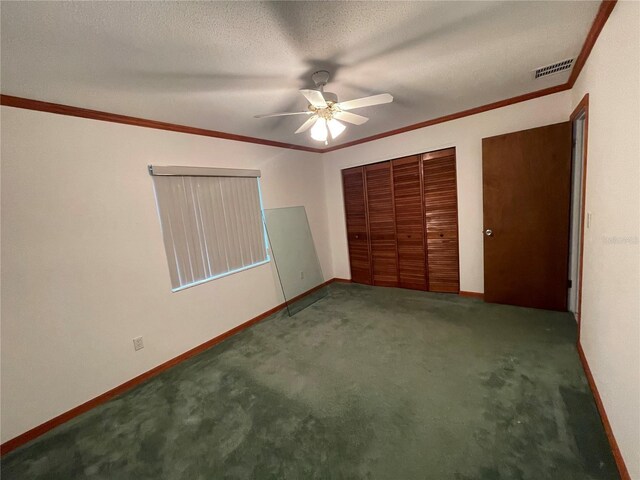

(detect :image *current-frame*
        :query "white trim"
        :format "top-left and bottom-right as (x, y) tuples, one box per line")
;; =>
(171, 258), (270, 292)
(149, 165), (261, 178)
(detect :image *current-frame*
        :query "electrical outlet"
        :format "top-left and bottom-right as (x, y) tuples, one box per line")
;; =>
(133, 336), (144, 351)
(300, 271), (304, 280)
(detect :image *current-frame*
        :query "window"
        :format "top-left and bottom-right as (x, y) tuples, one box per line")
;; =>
(149, 165), (269, 291)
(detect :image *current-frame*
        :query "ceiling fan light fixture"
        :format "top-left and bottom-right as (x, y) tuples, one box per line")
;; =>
(327, 119), (346, 139)
(255, 71), (393, 146)
(310, 118), (328, 143)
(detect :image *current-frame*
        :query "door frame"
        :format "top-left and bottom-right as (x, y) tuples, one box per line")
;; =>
(570, 93), (590, 331)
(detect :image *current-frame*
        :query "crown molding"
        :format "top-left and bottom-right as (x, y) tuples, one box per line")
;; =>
(0, 94), (324, 154)
(322, 84), (571, 153)
(0, 0), (616, 154)
(567, 0), (617, 88)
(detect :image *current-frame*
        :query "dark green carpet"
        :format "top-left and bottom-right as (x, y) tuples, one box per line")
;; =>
(1, 284), (618, 479)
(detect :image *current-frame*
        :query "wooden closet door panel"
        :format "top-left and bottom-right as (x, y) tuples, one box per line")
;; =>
(392, 155), (427, 290)
(423, 148), (460, 293)
(342, 167), (372, 285)
(482, 122), (571, 310)
(365, 162), (398, 287)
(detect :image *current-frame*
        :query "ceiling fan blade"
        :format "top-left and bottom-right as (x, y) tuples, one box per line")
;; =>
(254, 111), (311, 119)
(333, 111), (369, 126)
(337, 93), (393, 111)
(295, 115), (318, 134)
(300, 89), (328, 108)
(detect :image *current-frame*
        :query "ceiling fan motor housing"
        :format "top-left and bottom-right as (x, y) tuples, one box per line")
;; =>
(311, 70), (330, 89)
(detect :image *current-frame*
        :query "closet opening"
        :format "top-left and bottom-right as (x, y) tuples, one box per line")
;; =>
(341, 148), (459, 293)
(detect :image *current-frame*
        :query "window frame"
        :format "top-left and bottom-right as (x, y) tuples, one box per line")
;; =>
(149, 165), (271, 292)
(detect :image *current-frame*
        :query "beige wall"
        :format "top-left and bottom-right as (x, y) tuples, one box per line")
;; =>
(0, 107), (330, 442)
(570, 2), (640, 477)
(321, 91), (573, 293)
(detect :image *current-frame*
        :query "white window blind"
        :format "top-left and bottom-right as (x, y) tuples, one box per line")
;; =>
(150, 166), (269, 291)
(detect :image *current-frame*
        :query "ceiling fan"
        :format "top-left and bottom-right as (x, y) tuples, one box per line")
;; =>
(254, 70), (393, 144)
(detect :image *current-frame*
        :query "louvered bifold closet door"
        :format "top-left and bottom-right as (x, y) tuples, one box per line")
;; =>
(392, 155), (427, 290)
(423, 148), (460, 293)
(342, 167), (372, 284)
(365, 162), (399, 287)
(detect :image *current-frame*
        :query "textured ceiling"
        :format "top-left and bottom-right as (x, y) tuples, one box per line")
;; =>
(1, 1), (599, 148)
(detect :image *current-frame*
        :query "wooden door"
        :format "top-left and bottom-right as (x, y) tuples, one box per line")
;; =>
(365, 162), (399, 287)
(392, 155), (427, 290)
(423, 148), (460, 293)
(342, 167), (372, 284)
(482, 122), (572, 310)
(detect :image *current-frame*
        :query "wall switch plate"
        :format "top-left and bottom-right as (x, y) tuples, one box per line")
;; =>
(133, 336), (144, 351)
(300, 271), (304, 280)
(587, 212), (592, 229)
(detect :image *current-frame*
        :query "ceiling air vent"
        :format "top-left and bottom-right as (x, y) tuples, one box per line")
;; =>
(534, 58), (574, 79)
